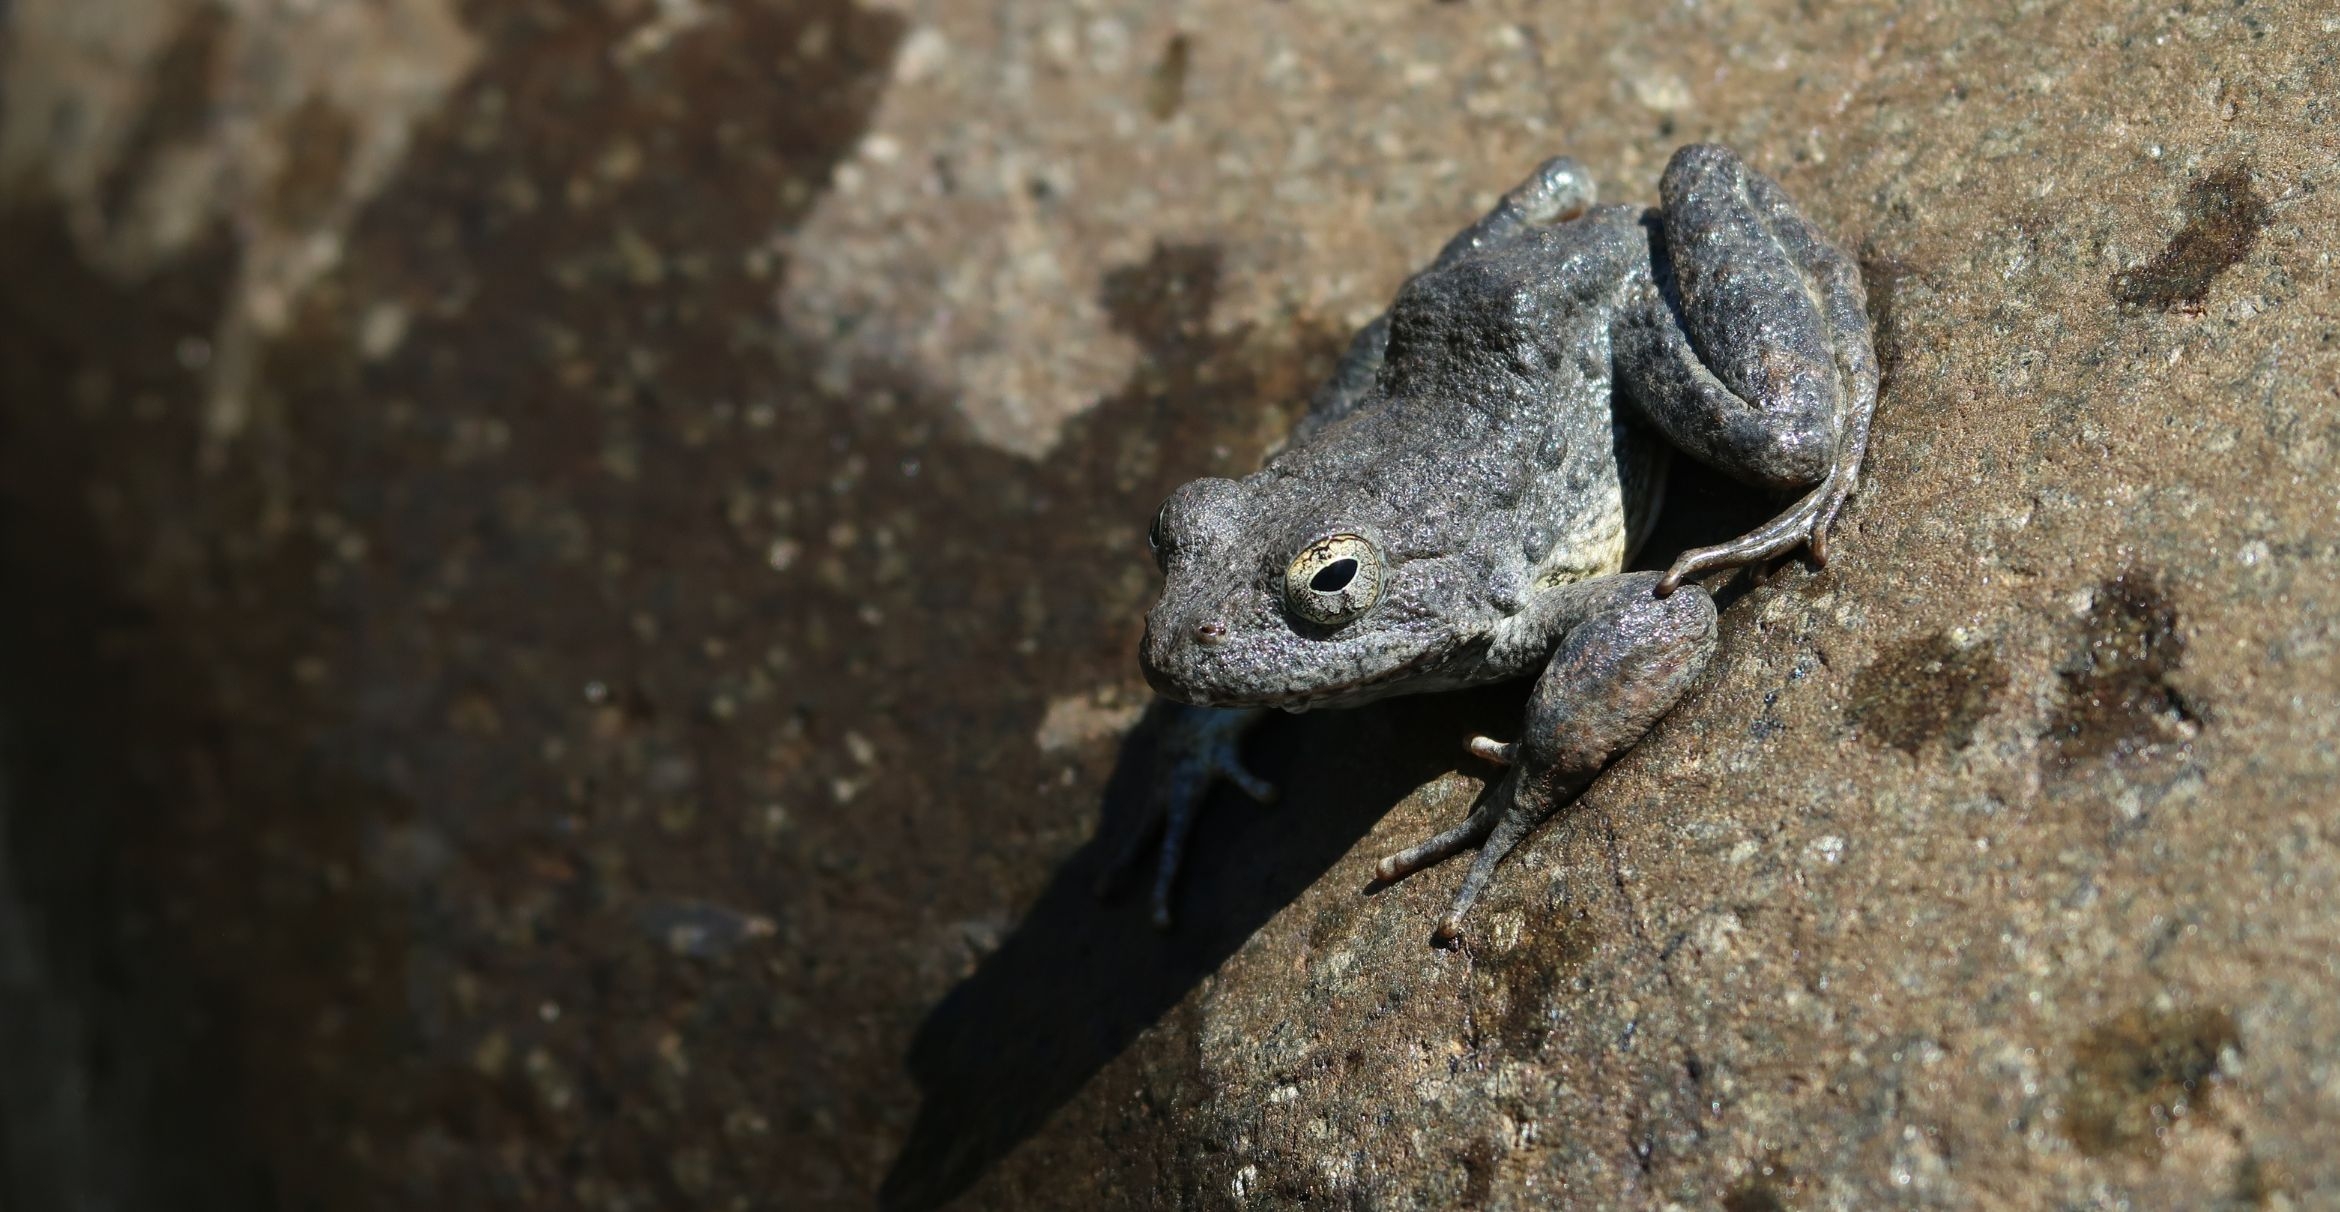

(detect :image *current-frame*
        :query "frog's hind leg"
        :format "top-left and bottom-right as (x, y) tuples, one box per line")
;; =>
(1373, 573), (1716, 942)
(1613, 144), (1878, 594)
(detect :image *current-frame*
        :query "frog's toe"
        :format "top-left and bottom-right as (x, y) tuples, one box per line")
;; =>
(1373, 800), (1499, 884)
(1466, 735), (1517, 765)
(1656, 466), (1857, 595)
(1215, 754), (1277, 805)
(1511, 155), (1597, 224)
(1431, 791), (1545, 943)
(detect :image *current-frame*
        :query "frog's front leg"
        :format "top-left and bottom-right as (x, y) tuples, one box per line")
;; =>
(1098, 702), (1272, 927)
(1374, 572), (1716, 942)
(1613, 143), (1878, 594)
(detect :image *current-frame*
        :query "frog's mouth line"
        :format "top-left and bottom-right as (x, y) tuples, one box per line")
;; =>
(1194, 641), (1459, 712)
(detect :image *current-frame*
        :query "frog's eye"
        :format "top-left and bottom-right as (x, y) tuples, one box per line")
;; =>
(1284, 533), (1384, 627)
(1149, 477), (1243, 574)
(1147, 502), (1172, 570)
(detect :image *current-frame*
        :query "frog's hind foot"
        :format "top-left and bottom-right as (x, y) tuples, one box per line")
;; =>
(1368, 734), (1524, 888)
(1656, 457), (1860, 595)
(1373, 795), (1500, 886)
(1372, 772), (1546, 945)
(1097, 703), (1271, 928)
(1381, 574), (1718, 945)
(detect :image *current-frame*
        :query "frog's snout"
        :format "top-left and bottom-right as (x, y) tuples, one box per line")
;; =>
(1138, 618), (1186, 699)
(1140, 599), (1240, 706)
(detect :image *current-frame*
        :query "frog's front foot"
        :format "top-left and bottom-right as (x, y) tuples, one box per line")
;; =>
(1372, 764), (1550, 943)
(1098, 703), (1271, 928)
(1374, 573), (1717, 943)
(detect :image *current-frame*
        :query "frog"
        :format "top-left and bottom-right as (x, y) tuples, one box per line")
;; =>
(1125, 144), (1877, 943)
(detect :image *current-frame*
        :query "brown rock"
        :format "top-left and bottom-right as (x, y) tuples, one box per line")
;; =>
(1, 0), (2334, 1209)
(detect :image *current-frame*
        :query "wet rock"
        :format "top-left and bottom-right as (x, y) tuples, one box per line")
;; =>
(2110, 165), (2270, 313)
(1850, 630), (2009, 754)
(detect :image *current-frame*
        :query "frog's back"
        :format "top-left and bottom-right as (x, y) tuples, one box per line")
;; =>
(1280, 204), (1662, 584)
(1376, 204), (1647, 398)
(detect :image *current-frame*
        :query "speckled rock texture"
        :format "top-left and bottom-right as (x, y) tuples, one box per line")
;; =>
(0, 1), (2334, 1209)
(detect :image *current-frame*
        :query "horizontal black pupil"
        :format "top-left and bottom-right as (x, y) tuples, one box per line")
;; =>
(1310, 558), (1358, 593)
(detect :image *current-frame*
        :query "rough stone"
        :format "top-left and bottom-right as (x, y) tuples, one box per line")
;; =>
(0, 0), (2335, 1209)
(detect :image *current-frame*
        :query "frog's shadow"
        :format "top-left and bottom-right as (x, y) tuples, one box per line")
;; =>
(876, 685), (1506, 1210)
(879, 464), (1776, 1210)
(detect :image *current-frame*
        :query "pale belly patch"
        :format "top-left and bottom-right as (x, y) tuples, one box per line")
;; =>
(1532, 422), (1671, 589)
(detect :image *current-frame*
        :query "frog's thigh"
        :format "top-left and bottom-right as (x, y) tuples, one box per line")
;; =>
(1620, 143), (1875, 492)
(1613, 291), (1835, 491)
(1516, 575), (1717, 780)
(1302, 155), (1603, 443)
(1298, 156), (1603, 442)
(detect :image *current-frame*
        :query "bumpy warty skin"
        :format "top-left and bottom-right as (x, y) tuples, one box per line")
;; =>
(1141, 145), (1876, 725)
(1135, 144), (1875, 943)
(1141, 203), (1668, 711)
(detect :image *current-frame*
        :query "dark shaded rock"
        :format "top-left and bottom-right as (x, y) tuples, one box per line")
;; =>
(2047, 570), (2199, 768)
(2065, 1004), (2239, 1159)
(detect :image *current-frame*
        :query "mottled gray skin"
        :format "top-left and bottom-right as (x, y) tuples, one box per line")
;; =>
(1132, 145), (1877, 940)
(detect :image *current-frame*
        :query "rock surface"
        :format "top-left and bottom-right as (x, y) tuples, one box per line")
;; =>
(1, 0), (2335, 1209)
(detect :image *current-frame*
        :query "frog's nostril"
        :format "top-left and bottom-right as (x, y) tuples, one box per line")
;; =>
(1193, 621), (1229, 646)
